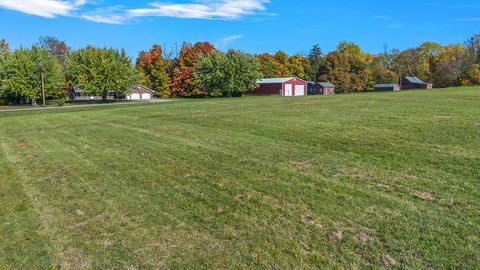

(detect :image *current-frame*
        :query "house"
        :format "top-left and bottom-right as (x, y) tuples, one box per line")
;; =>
(69, 88), (116, 100)
(249, 77), (307, 96)
(374, 84), (401, 92)
(401, 76), (433, 89)
(126, 85), (155, 100)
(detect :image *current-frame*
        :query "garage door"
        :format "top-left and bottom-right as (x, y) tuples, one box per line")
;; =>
(284, 84), (293, 96)
(130, 93), (141, 100)
(141, 93), (151, 100)
(295, 85), (305, 96)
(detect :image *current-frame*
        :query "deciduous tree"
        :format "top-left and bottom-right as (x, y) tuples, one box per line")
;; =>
(37, 36), (69, 64)
(0, 46), (63, 104)
(136, 44), (170, 97)
(464, 64), (480, 85)
(170, 42), (215, 97)
(196, 49), (260, 97)
(257, 53), (283, 78)
(288, 54), (310, 80)
(320, 51), (352, 92)
(65, 46), (138, 101)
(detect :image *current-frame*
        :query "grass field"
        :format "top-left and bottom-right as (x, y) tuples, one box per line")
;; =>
(1, 87), (479, 269)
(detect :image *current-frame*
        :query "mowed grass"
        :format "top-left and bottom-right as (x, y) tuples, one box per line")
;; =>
(0, 87), (479, 269)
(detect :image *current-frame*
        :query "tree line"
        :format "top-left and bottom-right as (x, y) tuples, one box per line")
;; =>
(1, 34), (479, 103)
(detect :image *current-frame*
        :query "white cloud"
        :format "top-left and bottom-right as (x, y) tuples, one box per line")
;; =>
(129, 0), (269, 20)
(216, 34), (244, 48)
(0, 0), (270, 24)
(80, 6), (127, 24)
(0, 0), (86, 18)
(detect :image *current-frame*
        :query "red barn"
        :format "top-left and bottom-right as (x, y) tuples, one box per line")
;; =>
(308, 82), (336, 95)
(401, 77), (433, 89)
(250, 77), (307, 96)
(318, 82), (336, 95)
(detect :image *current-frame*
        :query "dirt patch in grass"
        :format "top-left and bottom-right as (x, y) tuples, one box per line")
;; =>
(234, 194), (243, 202)
(432, 115), (452, 120)
(288, 160), (315, 169)
(57, 247), (92, 270)
(413, 191), (435, 201)
(329, 230), (344, 243)
(301, 216), (322, 229)
(356, 229), (374, 244)
(382, 255), (397, 267)
(376, 183), (391, 189)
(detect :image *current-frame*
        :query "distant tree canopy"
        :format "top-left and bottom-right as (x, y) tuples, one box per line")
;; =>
(2, 33), (480, 104)
(65, 46), (138, 101)
(196, 49), (260, 97)
(0, 45), (63, 104)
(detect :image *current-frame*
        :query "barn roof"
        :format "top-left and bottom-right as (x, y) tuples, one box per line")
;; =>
(256, 77), (304, 84)
(404, 76), (427, 84)
(319, 82), (335, 87)
(375, 84), (399, 88)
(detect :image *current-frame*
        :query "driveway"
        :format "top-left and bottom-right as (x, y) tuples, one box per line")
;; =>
(0, 99), (173, 113)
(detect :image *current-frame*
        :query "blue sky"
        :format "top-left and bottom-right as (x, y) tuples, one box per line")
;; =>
(0, 0), (479, 57)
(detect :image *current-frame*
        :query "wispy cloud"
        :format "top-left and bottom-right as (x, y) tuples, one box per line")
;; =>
(0, 0), (271, 24)
(372, 15), (403, 29)
(455, 17), (480, 22)
(216, 34), (244, 48)
(0, 0), (87, 18)
(129, 0), (269, 20)
(387, 23), (404, 29)
(372, 15), (391, 20)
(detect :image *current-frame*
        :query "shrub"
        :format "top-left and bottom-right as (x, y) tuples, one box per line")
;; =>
(56, 99), (65, 106)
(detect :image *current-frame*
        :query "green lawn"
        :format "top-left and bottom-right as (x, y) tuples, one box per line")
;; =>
(1, 87), (479, 269)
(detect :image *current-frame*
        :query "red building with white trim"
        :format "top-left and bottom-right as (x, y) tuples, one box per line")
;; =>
(249, 77), (308, 96)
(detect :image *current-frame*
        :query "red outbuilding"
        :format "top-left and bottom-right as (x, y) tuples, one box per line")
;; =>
(249, 77), (308, 96)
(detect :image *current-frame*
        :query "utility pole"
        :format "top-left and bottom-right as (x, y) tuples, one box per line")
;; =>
(39, 62), (46, 107)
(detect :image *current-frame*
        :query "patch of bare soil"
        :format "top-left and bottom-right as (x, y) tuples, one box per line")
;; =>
(289, 160), (315, 169)
(413, 191), (435, 201)
(376, 183), (391, 189)
(102, 240), (114, 247)
(433, 115), (452, 120)
(58, 248), (92, 270)
(382, 255), (397, 267)
(301, 216), (322, 229)
(356, 229), (373, 244)
(329, 230), (344, 243)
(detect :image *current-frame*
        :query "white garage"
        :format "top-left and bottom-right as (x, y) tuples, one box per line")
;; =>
(128, 93), (141, 100)
(126, 86), (155, 100)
